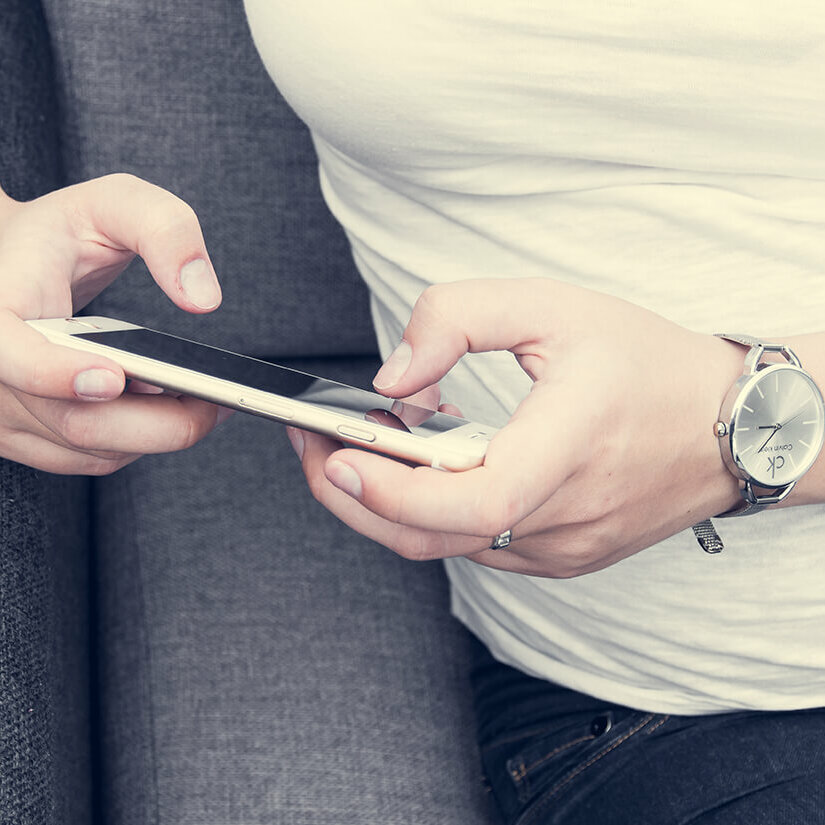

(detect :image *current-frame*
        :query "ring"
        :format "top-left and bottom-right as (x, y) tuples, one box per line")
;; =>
(490, 529), (513, 550)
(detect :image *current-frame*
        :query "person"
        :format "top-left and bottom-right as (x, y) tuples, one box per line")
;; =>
(3, 1), (825, 822)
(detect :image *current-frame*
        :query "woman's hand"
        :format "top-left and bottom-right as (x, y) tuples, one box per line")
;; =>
(291, 278), (746, 578)
(0, 174), (226, 474)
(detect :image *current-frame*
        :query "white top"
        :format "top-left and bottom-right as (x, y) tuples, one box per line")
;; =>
(244, 0), (825, 714)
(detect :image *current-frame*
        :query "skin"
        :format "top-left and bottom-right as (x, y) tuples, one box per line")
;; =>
(5, 175), (823, 578)
(291, 278), (825, 579)
(0, 174), (226, 475)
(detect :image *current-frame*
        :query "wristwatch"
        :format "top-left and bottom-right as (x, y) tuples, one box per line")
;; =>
(692, 333), (825, 553)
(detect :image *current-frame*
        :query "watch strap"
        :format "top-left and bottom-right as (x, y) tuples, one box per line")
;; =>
(691, 519), (725, 553)
(715, 332), (765, 349)
(715, 499), (765, 518)
(715, 333), (802, 369)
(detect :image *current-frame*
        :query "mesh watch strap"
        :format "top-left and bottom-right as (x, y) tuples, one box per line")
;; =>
(715, 333), (765, 349)
(691, 519), (725, 554)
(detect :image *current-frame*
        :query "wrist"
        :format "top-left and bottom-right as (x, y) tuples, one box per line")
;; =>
(695, 333), (745, 517)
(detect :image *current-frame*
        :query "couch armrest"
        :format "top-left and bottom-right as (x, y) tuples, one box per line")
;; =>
(0, 0), (64, 200)
(0, 2), (94, 824)
(0, 462), (93, 825)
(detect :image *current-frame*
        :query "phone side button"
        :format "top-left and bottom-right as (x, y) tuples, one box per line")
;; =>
(336, 424), (377, 443)
(238, 397), (294, 420)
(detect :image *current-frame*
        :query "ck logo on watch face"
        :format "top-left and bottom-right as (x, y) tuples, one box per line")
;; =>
(767, 454), (785, 479)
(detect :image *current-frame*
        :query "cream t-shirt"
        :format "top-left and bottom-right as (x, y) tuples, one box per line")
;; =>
(245, 0), (825, 713)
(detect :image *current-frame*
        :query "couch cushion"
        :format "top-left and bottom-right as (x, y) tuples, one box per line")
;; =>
(93, 357), (496, 825)
(41, 0), (378, 359)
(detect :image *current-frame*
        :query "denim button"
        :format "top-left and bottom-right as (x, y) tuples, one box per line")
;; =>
(590, 714), (613, 737)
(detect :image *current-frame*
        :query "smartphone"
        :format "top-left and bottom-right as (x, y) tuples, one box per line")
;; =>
(27, 317), (496, 471)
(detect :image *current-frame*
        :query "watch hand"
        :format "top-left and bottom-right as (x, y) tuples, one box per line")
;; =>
(758, 425), (781, 453)
(780, 407), (807, 428)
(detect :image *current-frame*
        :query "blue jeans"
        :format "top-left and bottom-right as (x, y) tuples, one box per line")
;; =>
(469, 635), (825, 824)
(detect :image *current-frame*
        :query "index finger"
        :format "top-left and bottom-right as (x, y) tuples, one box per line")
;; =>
(67, 174), (223, 313)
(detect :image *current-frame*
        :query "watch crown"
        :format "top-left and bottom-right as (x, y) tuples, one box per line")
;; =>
(714, 422), (728, 438)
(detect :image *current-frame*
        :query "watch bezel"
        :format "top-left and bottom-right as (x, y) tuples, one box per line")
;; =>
(718, 362), (825, 489)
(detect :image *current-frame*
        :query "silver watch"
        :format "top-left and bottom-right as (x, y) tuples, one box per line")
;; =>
(692, 333), (825, 553)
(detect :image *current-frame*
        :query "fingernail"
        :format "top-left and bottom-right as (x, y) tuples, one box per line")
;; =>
(74, 369), (122, 400)
(373, 341), (412, 390)
(327, 460), (363, 500)
(286, 427), (304, 460)
(180, 258), (221, 309)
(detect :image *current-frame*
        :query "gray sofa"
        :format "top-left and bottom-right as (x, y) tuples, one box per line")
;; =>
(0, 2), (497, 823)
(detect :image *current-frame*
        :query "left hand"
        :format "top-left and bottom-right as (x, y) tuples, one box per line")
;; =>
(290, 278), (744, 578)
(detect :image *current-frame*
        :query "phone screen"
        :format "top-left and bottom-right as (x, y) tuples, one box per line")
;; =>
(76, 328), (469, 437)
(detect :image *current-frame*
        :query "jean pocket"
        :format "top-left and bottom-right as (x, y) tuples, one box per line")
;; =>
(505, 710), (661, 809)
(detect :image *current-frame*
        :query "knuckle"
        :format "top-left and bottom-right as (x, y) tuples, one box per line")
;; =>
(102, 171), (141, 189)
(79, 455), (128, 477)
(391, 533), (440, 563)
(58, 406), (99, 451)
(23, 357), (55, 398)
(177, 414), (203, 451)
(557, 531), (611, 578)
(143, 196), (199, 243)
(307, 472), (326, 503)
(476, 495), (521, 538)
(165, 410), (207, 453)
(414, 284), (451, 323)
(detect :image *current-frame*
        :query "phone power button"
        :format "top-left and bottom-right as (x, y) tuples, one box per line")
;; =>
(238, 396), (294, 420)
(336, 425), (376, 443)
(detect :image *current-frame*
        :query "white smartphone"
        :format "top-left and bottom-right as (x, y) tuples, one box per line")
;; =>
(27, 316), (497, 471)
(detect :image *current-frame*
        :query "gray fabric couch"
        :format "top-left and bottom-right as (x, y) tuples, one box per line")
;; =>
(0, 2), (498, 823)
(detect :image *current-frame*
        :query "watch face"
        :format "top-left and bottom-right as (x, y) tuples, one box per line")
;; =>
(730, 364), (825, 488)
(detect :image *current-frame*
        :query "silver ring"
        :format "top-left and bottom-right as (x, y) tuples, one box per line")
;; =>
(490, 529), (513, 550)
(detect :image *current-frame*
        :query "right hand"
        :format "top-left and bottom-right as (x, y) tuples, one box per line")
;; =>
(0, 173), (226, 475)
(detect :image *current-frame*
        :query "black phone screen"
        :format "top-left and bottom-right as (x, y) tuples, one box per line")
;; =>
(76, 328), (469, 437)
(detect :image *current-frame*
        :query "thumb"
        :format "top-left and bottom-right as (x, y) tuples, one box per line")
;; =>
(372, 279), (551, 398)
(0, 310), (125, 401)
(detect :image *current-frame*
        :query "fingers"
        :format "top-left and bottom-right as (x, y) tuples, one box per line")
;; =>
(397, 382), (441, 414)
(323, 382), (579, 535)
(87, 174), (223, 312)
(26, 393), (224, 457)
(382, 382), (443, 427)
(0, 174), (226, 473)
(371, 279), (561, 398)
(0, 427), (140, 476)
(0, 309), (125, 401)
(0, 173), (222, 404)
(61, 174), (222, 313)
(289, 427), (595, 573)
(291, 428), (483, 561)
